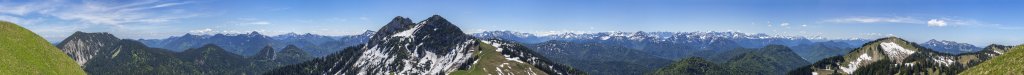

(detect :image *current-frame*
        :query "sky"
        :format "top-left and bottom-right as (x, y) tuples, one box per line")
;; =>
(1, 0), (1023, 45)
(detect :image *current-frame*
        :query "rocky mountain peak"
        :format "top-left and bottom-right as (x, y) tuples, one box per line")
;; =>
(374, 16), (415, 37)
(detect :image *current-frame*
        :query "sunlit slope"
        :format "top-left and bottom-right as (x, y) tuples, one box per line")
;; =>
(450, 40), (547, 75)
(0, 21), (87, 75)
(961, 45), (1024, 75)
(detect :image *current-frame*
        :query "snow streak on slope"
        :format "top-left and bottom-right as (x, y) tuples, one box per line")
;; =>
(839, 53), (873, 74)
(347, 36), (476, 74)
(932, 56), (955, 67)
(482, 40), (529, 63)
(392, 23), (423, 38)
(880, 42), (915, 62)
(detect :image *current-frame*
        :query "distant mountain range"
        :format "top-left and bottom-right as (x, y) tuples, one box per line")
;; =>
(921, 39), (983, 54)
(55, 32), (314, 74)
(474, 30), (872, 62)
(126, 23), (988, 67)
(28, 14), (1012, 75)
(137, 30), (373, 57)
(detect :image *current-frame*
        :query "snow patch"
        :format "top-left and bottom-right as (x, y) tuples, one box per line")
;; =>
(880, 42), (916, 61)
(840, 53), (873, 74)
(110, 46), (121, 59)
(392, 24), (423, 37)
(933, 56), (955, 67)
(486, 40), (527, 63)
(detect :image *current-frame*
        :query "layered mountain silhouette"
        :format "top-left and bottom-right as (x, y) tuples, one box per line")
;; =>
(138, 30), (373, 57)
(920, 39), (983, 54)
(55, 32), (313, 74)
(11, 13), (1018, 75)
(264, 15), (584, 75)
(473, 31), (868, 63)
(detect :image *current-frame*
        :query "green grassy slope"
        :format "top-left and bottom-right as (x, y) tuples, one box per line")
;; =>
(0, 21), (87, 75)
(451, 40), (547, 75)
(961, 45), (1024, 75)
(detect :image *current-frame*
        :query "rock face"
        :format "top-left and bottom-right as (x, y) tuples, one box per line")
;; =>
(789, 37), (1014, 75)
(0, 21), (87, 75)
(57, 31), (121, 66)
(264, 15), (584, 75)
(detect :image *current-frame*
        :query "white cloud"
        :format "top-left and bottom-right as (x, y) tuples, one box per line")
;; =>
(358, 16), (370, 20)
(243, 21), (271, 25)
(0, 15), (42, 25)
(826, 16), (917, 23)
(152, 2), (191, 8)
(780, 23), (790, 26)
(825, 16), (994, 27)
(189, 28), (213, 33)
(927, 19), (947, 27)
(0, 0), (199, 25)
(533, 30), (594, 36)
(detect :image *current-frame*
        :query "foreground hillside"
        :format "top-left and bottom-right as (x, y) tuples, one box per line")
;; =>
(0, 21), (86, 75)
(961, 44), (1024, 74)
(789, 37), (1013, 75)
(648, 45), (809, 75)
(527, 40), (673, 75)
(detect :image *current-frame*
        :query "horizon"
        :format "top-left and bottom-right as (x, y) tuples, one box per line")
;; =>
(2, 0), (1022, 45)
(67, 29), (1001, 47)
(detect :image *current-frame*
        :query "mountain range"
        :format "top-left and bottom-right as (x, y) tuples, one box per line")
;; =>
(10, 14), (1016, 75)
(921, 39), (983, 54)
(473, 30), (871, 62)
(137, 30), (373, 57)
(55, 31), (314, 74)
(264, 15), (585, 75)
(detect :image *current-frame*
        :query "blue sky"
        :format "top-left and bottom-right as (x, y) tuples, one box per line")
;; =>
(1, 0), (1023, 45)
